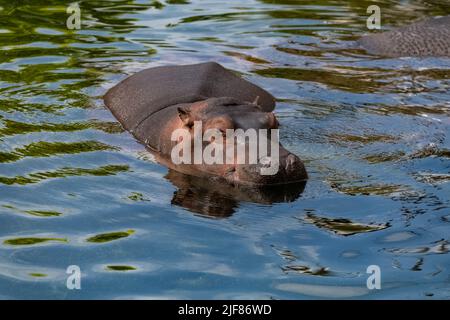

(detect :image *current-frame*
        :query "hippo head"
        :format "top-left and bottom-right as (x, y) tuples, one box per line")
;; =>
(168, 97), (307, 186)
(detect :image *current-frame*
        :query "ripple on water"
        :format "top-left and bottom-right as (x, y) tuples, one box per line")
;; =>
(86, 230), (135, 244)
(1, 204), (63, 217)
(105, 265), (137, 271)
(387, 240), (449, 256)
(0, 164), (130, 185)
(301, 213), (389, 236)
(0, 0), (449, 299)
(275, 283), (370, 299)
(381, 231), (417, 243)
(3, 237), (68, 247)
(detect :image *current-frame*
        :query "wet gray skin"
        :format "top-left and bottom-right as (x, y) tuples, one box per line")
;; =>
(104, 62), (307, 186)
(359, 15), (450, 57)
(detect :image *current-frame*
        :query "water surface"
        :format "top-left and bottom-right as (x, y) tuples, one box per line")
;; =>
(0, 0), (449, 299)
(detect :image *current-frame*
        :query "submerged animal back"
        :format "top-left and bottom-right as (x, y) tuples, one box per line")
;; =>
(103, 62), (275, 132)
(359, 15), (450, 57)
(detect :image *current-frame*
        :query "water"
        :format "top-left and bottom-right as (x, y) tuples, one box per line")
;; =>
(0, 0), (449, 299)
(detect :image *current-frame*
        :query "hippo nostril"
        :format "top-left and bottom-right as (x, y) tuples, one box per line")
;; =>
(285, 154), (297, 173)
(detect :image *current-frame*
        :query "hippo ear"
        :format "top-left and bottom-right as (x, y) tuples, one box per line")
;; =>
(177, 106), (193, 127)
(251, 96), (262, 110)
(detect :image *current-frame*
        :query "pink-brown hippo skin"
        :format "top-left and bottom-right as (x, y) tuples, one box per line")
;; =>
(359, 15), (450, 57)
(104, 62), (307, 187)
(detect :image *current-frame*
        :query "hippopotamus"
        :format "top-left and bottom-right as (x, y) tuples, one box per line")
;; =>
(104, 62), (307, 186)
(359, 15), (450, 57)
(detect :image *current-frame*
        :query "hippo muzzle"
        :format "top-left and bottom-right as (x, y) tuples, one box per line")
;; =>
(226, 145), (307, 186)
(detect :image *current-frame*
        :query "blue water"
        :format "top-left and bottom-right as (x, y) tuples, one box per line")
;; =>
(0, 0), (449, 299)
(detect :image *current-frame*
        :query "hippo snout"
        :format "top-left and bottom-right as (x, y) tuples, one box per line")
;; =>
(230, 149), (307, 186)
(276, 151), (307, 182)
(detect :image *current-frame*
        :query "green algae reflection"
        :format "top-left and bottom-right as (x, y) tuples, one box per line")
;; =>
(106, 265), (137, 271)
(127, 192), (150, 202)
(86, 230), (135, 243)
(3, 237), (68, 246)
(0, 140), (118, 163)
(2, 204), (62, 217)
(0, 164), (130, 186)
(29, 273), (48, 278)
(24, 210), (62, 217)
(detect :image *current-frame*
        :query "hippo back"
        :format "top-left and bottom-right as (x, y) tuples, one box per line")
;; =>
(358, 15), (450, 57)
(104, 62), (275, 132)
